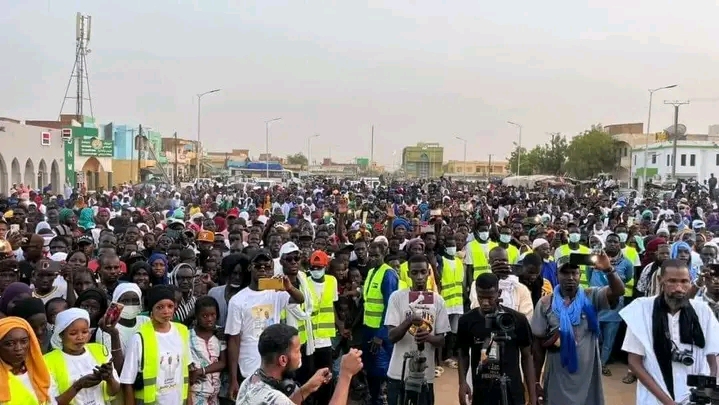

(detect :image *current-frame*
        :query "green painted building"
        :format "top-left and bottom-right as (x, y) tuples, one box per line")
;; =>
(402, 142), (443, 178)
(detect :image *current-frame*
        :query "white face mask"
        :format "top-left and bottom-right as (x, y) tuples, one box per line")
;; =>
(568, 233), (581, 243)
(310, 269), (325, 279)
(445, 247), (457, 257)
(478, 232), (490, 241)
(499, 234), (511, 244)
(618, 233), (628, 243)
(120, 305), (142, 320)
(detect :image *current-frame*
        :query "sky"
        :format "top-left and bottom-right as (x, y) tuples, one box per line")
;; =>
(3, 0), (719, 169)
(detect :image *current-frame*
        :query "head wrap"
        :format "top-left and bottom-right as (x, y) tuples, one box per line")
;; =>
(78, 208), (95, 230)
(146, 285), (176, 311)
(392, 217), (411, 232)
(51, 308), (90, 350)
(34, 221), (52, 235)
(112, 282), (142, 303)
(147, 253), (169, 285)
(169, 263), (194, 286)
(0, 317), (51, 403)
(58, 208), (75, 225)
(671, 241), (692, 260)
(74, 288), (108, 327)
(0, 282), (32, 314)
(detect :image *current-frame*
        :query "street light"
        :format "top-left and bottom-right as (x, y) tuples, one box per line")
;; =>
(196, 88), (221, 178)
(307, 134), (319, 175)
(507, 121), (522, 175)
(642, 84), (678, 190)
(265, 117), (282, 177)
(456, 136), (467, 179)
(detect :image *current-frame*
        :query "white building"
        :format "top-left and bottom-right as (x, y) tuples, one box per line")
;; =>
(632, 140), (719, 189)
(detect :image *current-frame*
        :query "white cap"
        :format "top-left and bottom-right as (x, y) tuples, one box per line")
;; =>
(532, 238), (549, 249)
(279, 242), (300, 256)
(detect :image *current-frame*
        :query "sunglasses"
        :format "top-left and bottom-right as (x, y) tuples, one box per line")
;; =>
(283, 255), (301, 263)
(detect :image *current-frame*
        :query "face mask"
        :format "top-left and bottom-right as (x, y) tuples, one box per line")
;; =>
(618, 233), (628, 243)
(445, 247), (457, 257)
(499, 234), (511, 244)
(310, 269), (325, 279)
(120, 305), (142, 320)
(229, 283), (242, 288)
(568, 233), (581, 243)
(478, 232), (489, 241)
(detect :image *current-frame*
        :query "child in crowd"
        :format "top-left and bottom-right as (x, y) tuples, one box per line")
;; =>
(189, 296), (227, 405)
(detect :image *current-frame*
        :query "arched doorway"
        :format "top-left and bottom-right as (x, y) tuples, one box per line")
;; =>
(81, 157), (104, 191)
(51, 160), (61, 194)
(10, 159), (20, 186)
(38, 159), (47, 190)
(24, 159), (35, 188)
(418, 153), (430, 179)
(0, 154), (7, 195)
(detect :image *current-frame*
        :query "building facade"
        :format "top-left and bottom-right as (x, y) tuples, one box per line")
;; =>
(161, 137), (199, 183)
(443, 160), (509, 178)
(402, 142), (443, 179)
(0, 118), (65, 194)
(632, 140), (719, 188)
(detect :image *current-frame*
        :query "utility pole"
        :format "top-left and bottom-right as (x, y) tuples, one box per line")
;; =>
(129, 128), (136, 183)
(488, 154), (493, 178)
(665, 100), (690, 178)
(370, 125), (375, 171)
(137, 125), (143, 184)
(173, 132), (178, 186)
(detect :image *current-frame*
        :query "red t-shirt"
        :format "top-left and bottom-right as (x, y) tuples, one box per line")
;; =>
(88, 259), (127, 274)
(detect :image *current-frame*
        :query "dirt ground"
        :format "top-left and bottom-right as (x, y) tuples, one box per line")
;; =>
(432, 362), (635, 404)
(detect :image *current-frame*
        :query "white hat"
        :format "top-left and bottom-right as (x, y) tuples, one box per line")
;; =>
(279, 242), (300, 256)
(532, 238), (549, 249)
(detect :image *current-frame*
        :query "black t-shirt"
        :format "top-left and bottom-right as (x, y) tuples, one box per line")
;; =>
(457, 307), (532, 405)
(349, 260), (370, 279)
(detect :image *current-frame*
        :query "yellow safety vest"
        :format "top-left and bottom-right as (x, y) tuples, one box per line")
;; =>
(307, 275), (338, 339)
(280, 273), (309, 344)
(6, 373), (42, 405)
(622, 246), (639, 297)
(467, 240), (497, 281)
(559, 244), (590, 288)
(134, 321), (190, 405)
(441, 257), (464, 309)
(505, 244), (520, 265)
(398, 262), (437, 292)
(363, 264), (401, 328)
(44, 343), (113, 404)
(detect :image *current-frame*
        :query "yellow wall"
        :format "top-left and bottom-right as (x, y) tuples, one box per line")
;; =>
(112, 159), (156, 185)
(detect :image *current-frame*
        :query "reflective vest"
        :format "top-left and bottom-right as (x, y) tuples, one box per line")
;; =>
(135, 321), (190, 405)
(280, 273), (309, 344)
(398, 262), (437, 292)
(505, 244), (520, 265)
(6, 373), (42, 405)
(467, 240), (497, 281)
(307, 275), (338, 339)
(440, 257), (464, 309)
(622, 246), (639, 297)
(363, 264), (401, 328)
(44, 343), (113, 404)
(559, 244), (590, 288)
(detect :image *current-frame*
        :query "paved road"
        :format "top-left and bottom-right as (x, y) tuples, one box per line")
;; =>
(433, 363), (636, 404)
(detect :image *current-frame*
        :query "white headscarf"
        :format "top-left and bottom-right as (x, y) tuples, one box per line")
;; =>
(112, 282), (142, 303)
(51, 308), (90, 349)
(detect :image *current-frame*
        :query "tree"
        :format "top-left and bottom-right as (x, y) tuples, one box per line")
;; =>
(286, 153), (308, 167)
(564, 124), (618, 179)
(506, 133), (568, 175)
(506, 145), (533, 175)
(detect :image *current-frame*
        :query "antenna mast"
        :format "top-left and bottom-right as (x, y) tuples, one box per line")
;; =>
(59, 12), (94, 120)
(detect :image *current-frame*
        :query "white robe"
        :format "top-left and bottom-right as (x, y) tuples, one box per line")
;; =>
(619, 297), (719, 405)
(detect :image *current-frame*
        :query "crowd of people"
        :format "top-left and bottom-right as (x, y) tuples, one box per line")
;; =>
(0, 177), (718, 405)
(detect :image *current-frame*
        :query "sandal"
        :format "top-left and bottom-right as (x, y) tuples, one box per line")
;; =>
(434, 366), (444, 377)
(622, 372), (637, 384)
(602, 366), (612, 376)
(444, 359), (459, 369)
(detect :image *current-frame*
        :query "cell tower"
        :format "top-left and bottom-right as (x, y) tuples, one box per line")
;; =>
(59, 12), (94, 120)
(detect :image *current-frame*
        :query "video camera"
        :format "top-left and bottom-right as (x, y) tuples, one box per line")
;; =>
(687, 374), (717, 405)
(485, 308), (515, 334)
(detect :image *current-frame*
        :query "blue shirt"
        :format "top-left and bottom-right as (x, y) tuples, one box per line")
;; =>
(588, 257), (633, 322)
(541, 260), (558, 287)
(362, 266), (399, 376)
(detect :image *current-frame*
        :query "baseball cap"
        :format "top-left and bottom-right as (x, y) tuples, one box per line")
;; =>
(250, 248), (273, 262)
(197, 230), (215, 243)
(77, 235), (95, 246)
(309, 250), (329, 268)
(279, 242), (300, 257)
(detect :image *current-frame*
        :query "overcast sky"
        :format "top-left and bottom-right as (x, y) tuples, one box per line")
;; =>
(3, 1), (719, 168)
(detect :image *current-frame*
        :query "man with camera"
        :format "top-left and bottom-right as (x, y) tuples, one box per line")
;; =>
(235, 323), (365, 405)
(620, 259), (719, 405)
(385, 254), (451, 405)
(457, 272), (537, 405)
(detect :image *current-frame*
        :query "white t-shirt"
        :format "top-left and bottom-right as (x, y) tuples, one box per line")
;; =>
(225, 288), (291, 378)
(12, 372), (59, 405)
(32, 284), (67, 304)
(62, 349), (118, 405)
(96, 316), (151, 355)
(384, 290), (451, 383)
(235, 374), (294, 405)
(119, 323), (191, 405)
(308, 277), (338, 349)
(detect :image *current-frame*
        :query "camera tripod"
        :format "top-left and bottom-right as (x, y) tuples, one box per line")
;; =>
(399, 350), (429, 405)
(487, 332), (513, 405)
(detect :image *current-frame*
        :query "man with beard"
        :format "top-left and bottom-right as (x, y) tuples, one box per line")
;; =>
(587, 233), (634, 376)
(531, 253), (624, 405)
(620, 260), (719, 405)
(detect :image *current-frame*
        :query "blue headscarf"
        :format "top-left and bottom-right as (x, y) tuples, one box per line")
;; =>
(147, 253), (169, 285)
(670, 241), (698, 280)
(392, 217), (411, 232)
(551, 285), (599, 373)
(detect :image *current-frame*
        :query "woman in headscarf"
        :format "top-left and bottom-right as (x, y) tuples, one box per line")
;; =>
(7, 297), (50, 353)
(58, 208), (82, 239)
(45, 308), (120, 405)
(77, 208), (96, 232)
(74, 288), (108, 340)
(0, 282), (32, 316)
(147, 252), (169, 286)
(95, 283), (149, 365)
(169, 263), (197, 326)
(0, 316), (56, 404)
